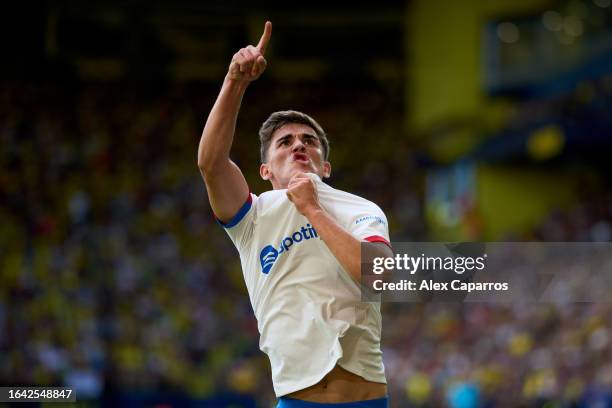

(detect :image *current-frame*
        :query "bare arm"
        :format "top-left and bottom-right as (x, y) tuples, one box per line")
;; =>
(305, 208), (393, 282)
(197, 21), (272, 222)
(287, 173), (393, 282)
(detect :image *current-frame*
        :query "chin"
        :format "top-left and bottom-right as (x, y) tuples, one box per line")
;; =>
(294, 165), (315, 175)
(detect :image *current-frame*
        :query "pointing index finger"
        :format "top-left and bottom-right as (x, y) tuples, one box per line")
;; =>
(256, 21), (272, 54)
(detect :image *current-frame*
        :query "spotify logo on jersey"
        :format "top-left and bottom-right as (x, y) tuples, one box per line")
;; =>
(259, 224), (319, 274)
(260, 245), (278, 274)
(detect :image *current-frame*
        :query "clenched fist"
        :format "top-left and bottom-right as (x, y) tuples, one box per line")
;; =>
(227, 21), (272, 82)
(286, 172), (322, 217)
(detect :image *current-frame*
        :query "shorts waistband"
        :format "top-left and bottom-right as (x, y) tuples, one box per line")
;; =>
(277, 396), (389, 408)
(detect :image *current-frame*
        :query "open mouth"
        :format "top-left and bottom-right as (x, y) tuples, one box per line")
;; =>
(293, 153), (309, 163)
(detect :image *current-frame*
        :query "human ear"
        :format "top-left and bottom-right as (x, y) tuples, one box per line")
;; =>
(322, 161), (331, 178)
(260, 163), (271, 180)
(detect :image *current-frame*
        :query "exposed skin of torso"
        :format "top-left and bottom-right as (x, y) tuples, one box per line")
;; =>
(286, 365), (387, 402)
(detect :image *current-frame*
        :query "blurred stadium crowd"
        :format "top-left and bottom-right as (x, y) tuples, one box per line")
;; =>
(0, 72), (611, 408)
(0, 79), (408, 406)
(2, 0), (612, 406)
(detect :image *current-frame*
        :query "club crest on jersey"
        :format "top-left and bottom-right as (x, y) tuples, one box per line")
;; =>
(259, 224), (318, 274)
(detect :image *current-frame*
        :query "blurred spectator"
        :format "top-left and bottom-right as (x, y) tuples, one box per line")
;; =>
(1, 67), (612, 407)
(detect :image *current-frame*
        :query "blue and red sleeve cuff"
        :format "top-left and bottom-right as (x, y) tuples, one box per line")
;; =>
(215, 193), (253, 228)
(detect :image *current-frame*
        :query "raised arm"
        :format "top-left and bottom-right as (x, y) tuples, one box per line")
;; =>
(197, 21), (272, 222)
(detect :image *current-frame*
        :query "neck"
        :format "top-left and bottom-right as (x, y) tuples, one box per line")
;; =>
(270, 179), (288, 190)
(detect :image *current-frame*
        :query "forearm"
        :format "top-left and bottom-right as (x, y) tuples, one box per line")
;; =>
(197, 77), (249, 172)
(197, 23), (270, 221)
(305, 207), (362, 281)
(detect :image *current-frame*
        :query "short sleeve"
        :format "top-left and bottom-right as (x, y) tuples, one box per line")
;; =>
(216, 193), (257, 250)
(347, 204), (391, 248)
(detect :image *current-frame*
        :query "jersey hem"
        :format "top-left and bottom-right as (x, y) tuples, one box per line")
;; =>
(273, 356), (387, 397)
(274, 352), (341, 397)
(336, 361), (387, 385)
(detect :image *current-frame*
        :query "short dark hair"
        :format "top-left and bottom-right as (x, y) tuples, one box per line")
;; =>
(259, 110), (330, 163)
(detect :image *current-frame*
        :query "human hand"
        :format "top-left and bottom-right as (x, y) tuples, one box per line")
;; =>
(227, 21), (272, 82)
(286, 172), (322, 217)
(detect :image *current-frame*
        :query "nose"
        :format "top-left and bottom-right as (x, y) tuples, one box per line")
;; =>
(292, 139), (306, 152)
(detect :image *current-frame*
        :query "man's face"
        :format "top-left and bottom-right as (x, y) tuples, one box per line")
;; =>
(260, 123), (331, 189)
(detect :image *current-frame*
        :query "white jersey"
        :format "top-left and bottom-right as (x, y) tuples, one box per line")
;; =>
(219, 173), (389, 396)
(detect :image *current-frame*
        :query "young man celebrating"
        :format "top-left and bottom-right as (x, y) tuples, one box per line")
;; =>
(197, 21), (392, 407)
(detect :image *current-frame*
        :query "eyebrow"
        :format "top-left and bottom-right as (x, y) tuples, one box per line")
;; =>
(301, 134), (318, 142)
(276, 133), (319, 144)
(276, 134), (293, 145)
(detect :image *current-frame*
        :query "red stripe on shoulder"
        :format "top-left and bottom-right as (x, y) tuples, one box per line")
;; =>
(364, 235), (392, 248)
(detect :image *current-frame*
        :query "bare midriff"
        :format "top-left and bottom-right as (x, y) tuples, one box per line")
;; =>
(285, 365), (387, 403)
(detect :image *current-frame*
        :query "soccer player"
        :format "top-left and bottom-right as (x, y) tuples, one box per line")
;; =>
(197, 21), (393, 407)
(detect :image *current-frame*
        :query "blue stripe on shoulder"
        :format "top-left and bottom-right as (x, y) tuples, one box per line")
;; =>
(216, 194), (252, 228)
